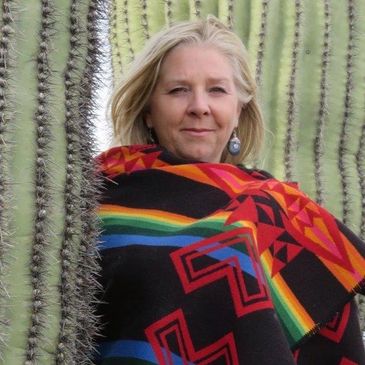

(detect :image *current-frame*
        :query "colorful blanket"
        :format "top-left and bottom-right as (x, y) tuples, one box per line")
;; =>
(96, 144), (365, 365)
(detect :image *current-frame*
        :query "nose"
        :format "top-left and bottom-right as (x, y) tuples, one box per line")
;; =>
(186, 90), (210, 117)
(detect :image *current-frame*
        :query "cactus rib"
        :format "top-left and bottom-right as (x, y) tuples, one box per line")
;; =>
(314, 0), (331, 206)
(25, 1), (54, 363)
(55, 0), (83, 363)
(255, 0), (269, 86)
(338, 0), (355, 225)
(74, 1), (104, 363)
(284, 0), (302, 181)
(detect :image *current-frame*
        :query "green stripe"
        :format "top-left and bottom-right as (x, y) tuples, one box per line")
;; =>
(100, 215), (230, 233)
(266, 272), (306, 346)
(105, 224), (221, 238)
(100, 215), (253, 253)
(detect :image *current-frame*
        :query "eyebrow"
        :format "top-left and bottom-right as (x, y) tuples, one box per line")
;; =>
(161, 77), (232, 85)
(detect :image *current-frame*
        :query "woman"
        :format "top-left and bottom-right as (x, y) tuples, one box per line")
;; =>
(96, 17), (365, 364)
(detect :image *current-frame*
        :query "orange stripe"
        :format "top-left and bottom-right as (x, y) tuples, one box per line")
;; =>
(262, 251), (315, 331)
(99, 204), (195, 225)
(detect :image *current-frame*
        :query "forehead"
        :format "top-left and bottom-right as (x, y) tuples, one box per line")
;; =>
(158, 44), (235, 81)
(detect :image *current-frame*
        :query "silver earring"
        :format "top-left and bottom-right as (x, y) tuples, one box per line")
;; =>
(228, 129), (241, 155)
(148, 127), (155, 143)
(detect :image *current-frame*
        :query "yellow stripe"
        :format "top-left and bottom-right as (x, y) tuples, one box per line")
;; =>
(261, 251), (315, 332)
(98, 205), (237, 227)
(98, 204), (195, 225)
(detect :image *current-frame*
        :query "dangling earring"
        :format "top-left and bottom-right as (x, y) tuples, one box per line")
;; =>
(148, 127), (155, 143)
(228, 129), (241, 155)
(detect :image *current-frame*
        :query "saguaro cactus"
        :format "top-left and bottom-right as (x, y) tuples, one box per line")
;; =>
(0, 0), (103, 363)
(109, 0), (365, 330)
(0, 1), (364, 364)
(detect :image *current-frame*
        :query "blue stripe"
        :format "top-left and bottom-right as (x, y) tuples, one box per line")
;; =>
(96, 340), (194, 365)
(99, 234), (256, 277)
(99, 234), (200, 249)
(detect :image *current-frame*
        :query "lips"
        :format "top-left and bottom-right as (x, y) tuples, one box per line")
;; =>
(181, 128), (214, 136)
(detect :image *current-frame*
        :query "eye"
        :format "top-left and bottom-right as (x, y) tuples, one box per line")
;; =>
(168, 87), (189, 94)
(210, 86), (227, 93)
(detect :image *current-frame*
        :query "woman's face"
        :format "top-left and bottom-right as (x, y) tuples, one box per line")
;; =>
(145, 44), (242, 163)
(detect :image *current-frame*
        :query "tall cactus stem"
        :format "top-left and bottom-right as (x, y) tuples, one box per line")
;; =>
(110, 0), (123, 80)
(122, 0), (134, 62)
(314, 0), (331, 206)
(284, 0), (302, 181)
(25, 1), (54, 363)
(55, 0), (83, 363)
(0, 0), (14, 356)
(74, 1), (104, 362)
(140, 0), (150, 40)
(255, 0), (269, 86)
(338, 0), (355, 225)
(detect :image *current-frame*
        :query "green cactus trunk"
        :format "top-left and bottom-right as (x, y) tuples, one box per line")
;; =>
(0, 0), (103, 363)
(110, 0), (365, 331)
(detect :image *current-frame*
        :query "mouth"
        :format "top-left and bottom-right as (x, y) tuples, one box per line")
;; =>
(181, 128), (214, 136)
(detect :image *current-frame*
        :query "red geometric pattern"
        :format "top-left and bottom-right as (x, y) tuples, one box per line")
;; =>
(268, 239), (303, 277)
(97, 145), (166, 177)
(339, 358), (358, 365)
(145, 309), (239, 364)
(265, 182), (354, 270)
(319, 302), (351, 343)
(170, 228), (272, 317)
(223, 193), (304, 277)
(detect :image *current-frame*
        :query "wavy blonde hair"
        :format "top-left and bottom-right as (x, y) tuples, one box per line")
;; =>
(111, 16), (264, 164)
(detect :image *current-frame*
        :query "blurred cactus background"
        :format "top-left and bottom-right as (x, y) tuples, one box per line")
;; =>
(0, 0), (364, 364)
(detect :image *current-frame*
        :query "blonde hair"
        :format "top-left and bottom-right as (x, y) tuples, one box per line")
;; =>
(111, 16), (264, 164)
